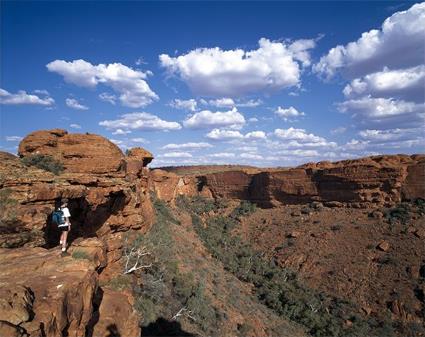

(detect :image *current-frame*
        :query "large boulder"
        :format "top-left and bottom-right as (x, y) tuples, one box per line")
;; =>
(18, 129), (124, 174)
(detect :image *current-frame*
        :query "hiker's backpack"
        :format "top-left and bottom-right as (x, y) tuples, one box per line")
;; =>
(52, 209), (65, 226)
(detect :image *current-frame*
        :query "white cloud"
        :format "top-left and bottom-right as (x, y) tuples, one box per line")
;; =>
(69, 124), (82, 129)
(342, 65), (425, 102)
(277, 149), (320, 157)
(204, 97), (263, 108)
(336, 96), (425, 129)
(47, 59), (158, 107)
(66, 98), (89, 110)
(0, 88), (54, 106)
(330, 127), (347, 135)
(163, 142), (212, 150)
(207, 98), (235, 108)
(236, 99), (263, 108)
(274, 127), (324, 143)
(248, 117), (259, 122)
(34, 89), (50, 95)
(99, 112), (182, 131)
(112, 129), (132, 135)
(358, 128), (422, 143)
(274, 106), (305, 121)
(5, 136), (23, 142)
(206, 129), (244, 141)
(314, 3), (425, 79)
(169, 98), (198, 111)
(245, 131), (266, 140)
(160, 152), (193, 158)
(131, 137), (149, 144)
(160, 37), (315, 97)
(206, 129), (267, 141)
(183, 107), (245, 129)
(99, 92), (117, 105)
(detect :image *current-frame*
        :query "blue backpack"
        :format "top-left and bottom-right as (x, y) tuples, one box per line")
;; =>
(52, 209), (65, 226)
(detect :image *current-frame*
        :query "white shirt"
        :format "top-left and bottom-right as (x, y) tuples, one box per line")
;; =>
(62, 207), (71, 218)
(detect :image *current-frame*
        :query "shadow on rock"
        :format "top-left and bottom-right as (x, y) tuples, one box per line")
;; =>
(142, 317), (196, 337)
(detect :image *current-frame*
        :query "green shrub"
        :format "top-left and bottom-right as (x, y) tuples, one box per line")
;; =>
(135, 297), (157, 325)
(0, 188), (18, 231)
(176, 195), (227, 215)
(71, 249), (91, 260)
(21, 154), (64, 175)
(107, 274), (133, 291)
(231, 200), (257, 218)
(173, 272), (195, 301)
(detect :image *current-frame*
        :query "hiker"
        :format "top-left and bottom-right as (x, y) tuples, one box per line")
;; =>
(52, 199), (72, 252)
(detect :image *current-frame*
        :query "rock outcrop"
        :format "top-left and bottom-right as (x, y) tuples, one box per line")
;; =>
(1, 130), (155, 248)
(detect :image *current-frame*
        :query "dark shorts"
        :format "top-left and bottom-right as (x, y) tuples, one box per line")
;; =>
(59, 225), (69, 232)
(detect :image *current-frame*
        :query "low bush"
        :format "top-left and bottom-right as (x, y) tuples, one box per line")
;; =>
(21, 154), (64, 175)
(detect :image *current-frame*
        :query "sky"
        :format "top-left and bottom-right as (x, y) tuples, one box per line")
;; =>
(1, 1), (424, 168)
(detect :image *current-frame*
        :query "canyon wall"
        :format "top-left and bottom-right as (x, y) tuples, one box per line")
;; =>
(152, 154), (425, 207)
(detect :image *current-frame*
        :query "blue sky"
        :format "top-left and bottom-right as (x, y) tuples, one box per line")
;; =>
(1, 1), (424, 167)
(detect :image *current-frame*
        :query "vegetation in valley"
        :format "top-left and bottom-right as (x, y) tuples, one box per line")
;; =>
(176, 196), (396, 337)
(21, 154), (64, 175)
(121, 197), (219, 336)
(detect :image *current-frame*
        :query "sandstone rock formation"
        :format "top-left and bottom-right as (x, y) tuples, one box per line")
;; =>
(18, 129), (125, 175)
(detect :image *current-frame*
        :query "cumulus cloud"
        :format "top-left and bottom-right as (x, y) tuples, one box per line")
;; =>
(47, 59), (158, 107)
(162, 142), (212, 150)
(66, 98), (88, 110)
(336, 96), (425, 129)
(274, 106), (305, 121)
(206, 129), (266, 141)
(183, 107), (245, 129)
(314, 3), (425, 79)
(69, 124), (82, 129)
(206, 129), (244, 141)
(99, 112), (182, 132)
(0, 88), (54, 106)
(160, 37), (315, 97)
(169, 98), (198, 111)
(342, 65), (425, 102)
(99, 92), (117, 105)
